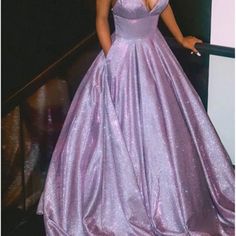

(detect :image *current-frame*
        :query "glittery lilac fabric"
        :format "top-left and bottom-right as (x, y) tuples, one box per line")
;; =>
(36, 0), (235, 235)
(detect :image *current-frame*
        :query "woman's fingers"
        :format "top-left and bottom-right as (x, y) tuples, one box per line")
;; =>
(191, 37), (202, 56)
(182, 36), (203, 56)
(190, 46), (201, 56)
(196, 39), (203, 43)
(191, 45), (198, 53)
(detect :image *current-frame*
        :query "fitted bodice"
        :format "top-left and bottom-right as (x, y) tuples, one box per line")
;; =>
(111, 0), (169, 39)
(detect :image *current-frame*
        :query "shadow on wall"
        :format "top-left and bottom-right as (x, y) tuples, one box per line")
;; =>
(2, 0), (96, 100)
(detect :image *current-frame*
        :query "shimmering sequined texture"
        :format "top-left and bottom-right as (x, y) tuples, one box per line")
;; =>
(36, 0), (235, 235)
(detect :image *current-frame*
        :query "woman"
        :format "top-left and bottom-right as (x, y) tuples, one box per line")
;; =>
(36, 0), (235, 235)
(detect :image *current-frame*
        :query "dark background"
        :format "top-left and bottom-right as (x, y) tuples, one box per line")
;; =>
(2, 0), (211, 100)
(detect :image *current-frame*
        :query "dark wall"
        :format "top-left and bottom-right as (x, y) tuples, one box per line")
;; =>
(159, 0), (212, 42)
(2, 0), (95, 99)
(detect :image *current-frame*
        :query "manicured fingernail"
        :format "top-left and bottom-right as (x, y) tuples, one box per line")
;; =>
(196, 52), (201, 56)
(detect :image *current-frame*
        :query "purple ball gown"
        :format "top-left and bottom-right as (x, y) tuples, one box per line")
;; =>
(36, 0), (235, 235)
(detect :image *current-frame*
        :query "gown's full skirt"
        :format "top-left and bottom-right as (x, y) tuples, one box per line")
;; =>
(36, 0), (235, 235)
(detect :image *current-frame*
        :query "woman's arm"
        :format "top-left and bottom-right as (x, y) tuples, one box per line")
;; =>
(96, 0), (112, 57)
(160, 4), (203, 55)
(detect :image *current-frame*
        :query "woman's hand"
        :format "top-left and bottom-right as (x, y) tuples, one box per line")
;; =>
(160, 5), (203, 56)
(180, 36), (203, 56)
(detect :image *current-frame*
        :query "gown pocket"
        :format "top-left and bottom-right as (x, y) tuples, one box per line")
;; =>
(105, 40), (116, 61)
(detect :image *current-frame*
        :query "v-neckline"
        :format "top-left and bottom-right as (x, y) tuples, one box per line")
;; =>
(139, 0), (160, 13)
(111, 0), (160, 13)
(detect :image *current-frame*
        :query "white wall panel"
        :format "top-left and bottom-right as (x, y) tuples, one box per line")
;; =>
(210, 0), (234, 47)
(208, 55), (235, 163)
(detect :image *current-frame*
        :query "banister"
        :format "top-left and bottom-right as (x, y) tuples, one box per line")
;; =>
(165, 36), (235, 58)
